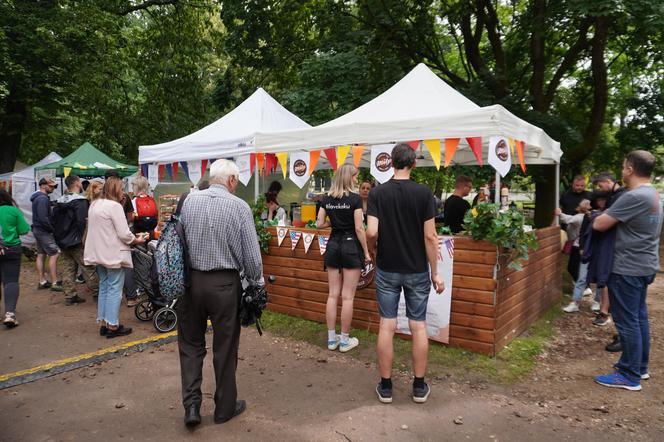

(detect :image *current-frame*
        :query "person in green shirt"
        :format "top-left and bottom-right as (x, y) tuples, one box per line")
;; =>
(0, 189), (30, 327)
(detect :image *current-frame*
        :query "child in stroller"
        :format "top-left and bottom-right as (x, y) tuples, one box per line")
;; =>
(132, 241), (179, 333)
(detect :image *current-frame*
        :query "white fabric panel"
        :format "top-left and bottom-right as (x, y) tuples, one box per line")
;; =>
(488, 136), (512, 177)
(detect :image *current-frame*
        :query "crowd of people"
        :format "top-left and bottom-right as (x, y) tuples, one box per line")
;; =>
(0, 146), (660, 427)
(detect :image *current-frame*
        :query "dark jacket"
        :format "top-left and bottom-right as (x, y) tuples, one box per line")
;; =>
(30, 191), (54, 233)
(607, 186), (626, 208)
(52, 192), (89, 249)
(582, 212), (616, 288)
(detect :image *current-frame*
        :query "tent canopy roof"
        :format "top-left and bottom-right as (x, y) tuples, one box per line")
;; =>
(0, 152), (62, 182)
(138, 88), (310, 164)
(35, 142), (137, 177)
(255, 64), (562, 165)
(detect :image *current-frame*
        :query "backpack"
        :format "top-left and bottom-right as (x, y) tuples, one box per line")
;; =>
(52, 203), (82, 249)
(135, 194), (158, 218)
(154, 216), (188, 301)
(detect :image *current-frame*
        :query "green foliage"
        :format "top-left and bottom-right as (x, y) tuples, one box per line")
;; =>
(463, 203), (539, 271)
(249, 195), (272, 253)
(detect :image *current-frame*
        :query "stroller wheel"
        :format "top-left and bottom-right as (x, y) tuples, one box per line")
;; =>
(135, 300), (155, 321)
(153, 307), (177, 333)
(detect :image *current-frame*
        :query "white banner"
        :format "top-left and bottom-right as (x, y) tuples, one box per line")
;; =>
(289, 151), (310, 189)
(396, 236), (453, 343)
(370, 144), (395, 184)
(187, 160), (202, 186)
(488, 136), (512, 178)
(236, 154), (253, 186)
(147, 164), (159, 190)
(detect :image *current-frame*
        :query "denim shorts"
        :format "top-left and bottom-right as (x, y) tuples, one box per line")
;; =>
(375, 268), (431, 321)
(33, 229), (60, 256)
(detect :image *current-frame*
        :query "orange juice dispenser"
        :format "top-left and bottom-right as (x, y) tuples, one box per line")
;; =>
(301, 202), (317, 223)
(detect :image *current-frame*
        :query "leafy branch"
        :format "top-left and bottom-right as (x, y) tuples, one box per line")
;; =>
(249, 195), (271, 253)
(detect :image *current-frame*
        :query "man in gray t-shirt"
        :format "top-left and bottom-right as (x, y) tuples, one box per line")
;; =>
(592, 150), (663, 391)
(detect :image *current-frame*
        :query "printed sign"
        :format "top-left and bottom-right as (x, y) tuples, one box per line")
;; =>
(488, 136), (512, 178)
(370, 143), (395, 184)
(302, 232), (315, 253)
(396, 236), (453, 343)
(276, 227), (288, 246)
(289, 151), (310, 189)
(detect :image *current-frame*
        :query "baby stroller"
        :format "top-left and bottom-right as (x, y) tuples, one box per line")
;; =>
(132, 241), (179, 333)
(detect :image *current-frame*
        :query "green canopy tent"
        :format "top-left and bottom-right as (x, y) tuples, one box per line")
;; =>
(35, 142), (137, 178)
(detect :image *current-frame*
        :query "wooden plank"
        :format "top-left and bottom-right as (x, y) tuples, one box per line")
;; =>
(494, 291), (559, 353)
(269, 290), (379, 313)
(448, 336), (494, 356)
(263, 264), (329, 283)
(448, 325), (494, 343)
(453, 262), (495, 279)
(269, 284), (376, 303)
(451, 287), (494, 305)
(454, 249), (497, 265)
(449, 311), (495, 330)
(495, 258), (560, 317)
(265, 247), (325, 261)
(267, 303), (377, 332)
(261, 255), (325, 271)
(453, 274), (497, 291)
(494, 285), (559, 346)
(494, 273), (560, 325)
(268, 295), (381, 324)
(451, 237), (497, 252)
(496, 247), (560, 290)
(268, 274), (329, 294)
(495, 258), (560, 309)
(450, 299), (495, 317)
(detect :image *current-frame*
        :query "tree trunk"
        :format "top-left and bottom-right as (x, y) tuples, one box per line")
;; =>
(532, 165), (557, 229)
(0, 89), (27, 174)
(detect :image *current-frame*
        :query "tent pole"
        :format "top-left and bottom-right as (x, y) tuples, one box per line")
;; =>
(494, 170), (501, 205)
(554, 161), (560, 226)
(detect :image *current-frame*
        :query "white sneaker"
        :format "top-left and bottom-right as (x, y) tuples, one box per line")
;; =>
(3, 312), (18, 328)
(339, 337), (359, 353)
(583, 288), (593, 297)
(641, 373), (650, 380)
(562, 302), (580, 313)
(591, 301), (601, 312)
(327, 335), (340, 351)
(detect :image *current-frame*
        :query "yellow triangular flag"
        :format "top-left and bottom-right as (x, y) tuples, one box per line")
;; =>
(508, 138), (517, 165)
(444, 138), (460, 167)
(63, 167), (72, 177)
(276, 152), (288, 179)
(423, 139), (441, 170)
(352, 145), (365, 167)
(337, 145), (351, 167)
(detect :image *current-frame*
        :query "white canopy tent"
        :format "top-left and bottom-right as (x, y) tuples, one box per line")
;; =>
(138, 88), (311, 165)
(0, 152), (63, 247)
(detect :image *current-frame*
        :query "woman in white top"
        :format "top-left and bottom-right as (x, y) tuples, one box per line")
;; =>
(555, 199), (591, 285)
(262, 192), (288, 225)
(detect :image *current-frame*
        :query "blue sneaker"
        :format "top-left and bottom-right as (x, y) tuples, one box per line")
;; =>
(376, 383), (393, 404)
(594, 372), (641, 391)
(327, 336), (340, 351)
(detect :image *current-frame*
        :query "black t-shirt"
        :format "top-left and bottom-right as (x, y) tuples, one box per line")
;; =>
(322, 192), (362, 234)
(443, 195), (470, 234)
(122, 192), (134, 215)
(367, 179), (435, 273)
(560, 189), (592, 215)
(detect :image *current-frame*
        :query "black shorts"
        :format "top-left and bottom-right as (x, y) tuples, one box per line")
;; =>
(324, 234), (363, 269)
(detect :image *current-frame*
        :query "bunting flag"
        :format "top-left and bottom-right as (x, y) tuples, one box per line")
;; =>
(302, 232), (315, 253)
(370, 143), (395, 184)
(172, 162), (179, 180)
(140, 164), (149, 177)
(488, 136), (512, 178)
(248, 154), (254, 175)
(323, 148), (337, 171)
(466, 137), (483, 167)
(337, 145), (351, 167)
(63, 167), (72, 178)
(508, 138), (516, 164)
(265, 153), (277, 175)
(406, 140), (420, 151)
(516, 140), (526, 173)
(290, 230), (302, 250)
(186, 160), (202, 185)
(289, 151), (310, 189)
(158, 164), (165, 182)
(276, 152), (288, 179)
(310, 150), (322, 172)
(201, 159), (209, 176)
(236, 155), (253, 186)
(276, 227), (288, 246)
(444, 138), (460, 167)
(318, 235), (329, 255)
(352, 145), (365, 167)
(148, 164), (159, 189)
(180, 161), (189, 180)
(165, 163), (173, 181)
(256, 153), (265, 176)
(423, 139), (441, 170)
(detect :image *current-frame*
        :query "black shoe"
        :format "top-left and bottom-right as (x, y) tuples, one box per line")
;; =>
(214, 400), (246, 424)
(99, 326), (108, 336)
(376, 383), (393, 404)
(51, 281), (63, 292)
(412, 382), (430, 403)
(106, 325), (133, 339)
(38, 281), (52, 290)
(605, 335), (622, 352)
(76, 275), (85, 284)
(184, 404), (201, 427)
(65, 295), (86, 306)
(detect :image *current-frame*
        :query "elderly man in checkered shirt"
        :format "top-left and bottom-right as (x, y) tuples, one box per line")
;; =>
(178, 159), (264, 427)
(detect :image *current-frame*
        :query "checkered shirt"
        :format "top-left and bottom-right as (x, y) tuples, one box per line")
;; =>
(180, 184), (263, 285)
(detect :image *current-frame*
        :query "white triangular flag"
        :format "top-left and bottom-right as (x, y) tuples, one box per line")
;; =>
(302, 232), (315, 253)
(290, 230), (302, 250)
(276, 227), (288, 247)
(289, 151), (311, 189)
(488, 136), (512, 178)
(147, 164), (159, 190)
(370, 144), (395, 184)
(236, 154), (253, 186)
(187, 160), (202, 185)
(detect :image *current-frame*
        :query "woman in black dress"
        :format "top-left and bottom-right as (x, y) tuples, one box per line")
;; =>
(317, 164), (371, 353)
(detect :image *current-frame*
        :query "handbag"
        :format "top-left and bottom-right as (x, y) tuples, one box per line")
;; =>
(562, 239), (574, 255)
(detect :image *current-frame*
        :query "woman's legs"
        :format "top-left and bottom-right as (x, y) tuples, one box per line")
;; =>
(1, 247), (22, 313)
(96, 266), (109, 324)
(103, 268), (125, 328)
(340, 268), (361, 334)
(326, 268), (342, 334)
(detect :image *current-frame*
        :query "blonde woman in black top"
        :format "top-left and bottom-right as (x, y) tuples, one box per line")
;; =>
(317, 164), (371, 352)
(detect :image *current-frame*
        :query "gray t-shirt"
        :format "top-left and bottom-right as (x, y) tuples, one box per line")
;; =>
(607, 185), (663, 276)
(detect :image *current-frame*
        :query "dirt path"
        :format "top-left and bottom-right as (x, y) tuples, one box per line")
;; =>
(1, 268), (663, 441)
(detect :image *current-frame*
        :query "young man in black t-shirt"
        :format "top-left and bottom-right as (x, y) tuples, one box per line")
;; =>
(366, 143), (444, 404)
(442, 175), (472, 234)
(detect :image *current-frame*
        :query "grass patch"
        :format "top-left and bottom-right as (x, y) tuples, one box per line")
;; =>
(261, 302), (563, 385)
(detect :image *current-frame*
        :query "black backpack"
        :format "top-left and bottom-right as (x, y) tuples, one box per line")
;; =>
(53, 202), (83, 249)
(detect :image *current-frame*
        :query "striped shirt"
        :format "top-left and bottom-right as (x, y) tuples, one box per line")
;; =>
(180, 184), (263, 285)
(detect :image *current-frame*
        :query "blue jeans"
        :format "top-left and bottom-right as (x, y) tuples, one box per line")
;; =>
(375, 268), (430, 321)
(97, 266), (125, 327)
(607, 273), (655, 383)
(571, 261), (589, 302)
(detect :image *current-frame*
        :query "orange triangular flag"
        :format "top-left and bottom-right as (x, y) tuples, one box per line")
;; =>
(352, 145), (365, 167)
(444, 138), (460, 167)
(466, 137), (483, 167)
(516, 141), (526, 173)
(309, 150), (321, 174)
(256, 153), (265, 176)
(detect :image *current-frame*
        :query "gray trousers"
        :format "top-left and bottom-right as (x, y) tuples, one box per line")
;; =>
(177, 269), (241, 420)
